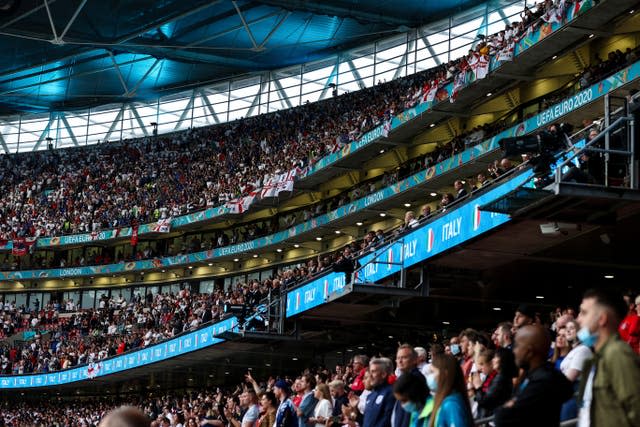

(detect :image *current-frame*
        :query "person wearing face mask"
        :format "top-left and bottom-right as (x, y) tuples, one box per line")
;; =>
(392, 371), (432, 427)
(447, 338), (462, 360)
(558, 319), (592, 421)
(576, 289), (640, 427)
(494, 325), (573, 427)
(425, 354), (473, 427)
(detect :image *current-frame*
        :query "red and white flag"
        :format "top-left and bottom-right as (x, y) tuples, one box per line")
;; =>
(260, 175), (278, 199)
(152, 218), (171, 233)
(469, 53), (490, 80)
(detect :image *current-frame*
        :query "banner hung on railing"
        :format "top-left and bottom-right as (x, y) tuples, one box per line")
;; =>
(0, 316), (238, 389)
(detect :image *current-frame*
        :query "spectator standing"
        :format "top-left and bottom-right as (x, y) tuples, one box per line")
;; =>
(559, 319), (593, 420)
(472, 348), (512, 419)
(296, 374), (318, 427)
(363, 357), (395, 427)
(258, 392), (278, 427)
(494, 325), (573, 427)
(309, 384), (333, 427)
(618, 292), (640, 354)
(274, 380), (298, 427)
(576, 289), (640, 427)
(328, 380), (349, 427)
(393, 345), (427, 427)
(349, 355), (369, 395)
(426, 354), (473, 427)
(391, 372), (432, 427)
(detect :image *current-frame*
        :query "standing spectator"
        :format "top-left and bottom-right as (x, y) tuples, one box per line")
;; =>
(618, 292), (640, 353)
(453, 181), (467, 200)
(494, 326), (573, 427)
(296, 374), (318, 427)
(576, 289), (640, 427)
(349, 355), (369, 395)
(426, 354), (473, 427)
(512, 304), (535, 333)
(391, 372), (431, 427)
(393, 345), (426, 427)
(274, 380), (298, 427)
(363, 357), (395, 427)
(309, 384), (332, 427)
(493, 323), (513, 349)
(258, 392), (278, 427)
(551, 326), (570, 371)
(328, 380), (348, 427)
(559, 319), (592, 421)
(472, 348), (511, 419)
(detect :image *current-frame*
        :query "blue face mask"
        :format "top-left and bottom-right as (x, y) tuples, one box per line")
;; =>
(450, 344), (461, 356)
(426, 373), (438, 392)
(577, 326), (598, 347)
(401, 401), (418, 413)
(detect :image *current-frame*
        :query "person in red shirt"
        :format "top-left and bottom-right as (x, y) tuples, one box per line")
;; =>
(348, 355), (369, 395)
(618, 293), (640, 353)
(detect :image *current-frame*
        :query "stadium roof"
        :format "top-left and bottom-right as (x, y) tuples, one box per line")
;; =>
(0, 0), (488, 115)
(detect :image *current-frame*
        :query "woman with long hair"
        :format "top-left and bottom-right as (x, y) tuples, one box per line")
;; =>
(551, 326), (570, 370)
(427, 354), (473, 427)
(309, 383), (333, 427)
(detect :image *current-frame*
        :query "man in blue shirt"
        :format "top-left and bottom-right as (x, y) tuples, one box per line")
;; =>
(364, 357), (396, 427)
(296, 374), (318, 427)
(275, 380), (298, 427)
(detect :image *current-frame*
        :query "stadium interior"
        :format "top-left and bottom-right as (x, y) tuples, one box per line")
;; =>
(0, 0), (640, 425)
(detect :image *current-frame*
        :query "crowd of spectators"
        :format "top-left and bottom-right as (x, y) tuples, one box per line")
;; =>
(1, 287), (639, 427)
(0, 0), (596, 247)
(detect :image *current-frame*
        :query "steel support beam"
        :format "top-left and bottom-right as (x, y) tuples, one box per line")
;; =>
(0, 0), (58, 30)
(247, 74), (270, 117)
(232, 0), (259, 50)
(347, 60), (366, 90)
(0, 130), (9, 154)
(418, 30), (442, 66)
(256, 0), (415, 26)
(125, 59), (160, 97)
(258, 11), (291, 49)
(115, 1), (222, 44)
(272, 79), (293, 109)
(59, 114), (79, 146)
(128, 104), (149, 136)
(43, 0), (58, 40)
(108, 52), (129, 94)
(174, 90), (196, 130)
(393, 37), (414, 81)
(103, 105), (125, 141)
(59, 0), (88, 41)
(32, 115), (56, 151)
(198, 89), (221, 124)
(319, 61), (339, 99)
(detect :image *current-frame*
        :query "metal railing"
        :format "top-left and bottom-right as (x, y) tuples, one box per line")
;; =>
(555, 116), (636, 189)
(475, 416), (578, 426)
